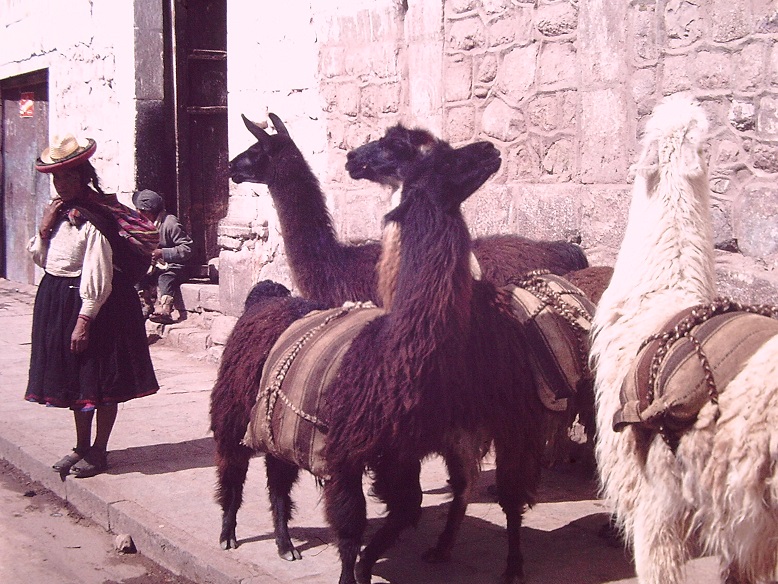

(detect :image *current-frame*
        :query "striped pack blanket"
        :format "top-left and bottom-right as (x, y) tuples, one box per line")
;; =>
(615, 299), (778, 440)
(507, 271), (596, 412)
(242, 302), (384, 478)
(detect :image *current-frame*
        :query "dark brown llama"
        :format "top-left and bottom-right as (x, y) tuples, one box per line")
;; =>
(228, 113), (578, 561)
(346, 126), (612, 473)
(358, 125), (606, 475)
(229, 113), (381, 306)
(229, 113), (490, 563)
(334, 138), (551, 583)
(211, 139), (542, 584)
(563, 265), (613, 306)
(345, 123), (590, 287)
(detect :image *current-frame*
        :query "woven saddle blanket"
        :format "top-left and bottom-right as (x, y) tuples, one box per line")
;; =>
(507, 272), (596, 412)
(615, 302), (778, 434)
(242, 302), (384, 478)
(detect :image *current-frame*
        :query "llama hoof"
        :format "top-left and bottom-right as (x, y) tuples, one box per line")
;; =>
(278, 548), (302, 561)
(220, 537), (238, 550)
(421, 547), (451, 563)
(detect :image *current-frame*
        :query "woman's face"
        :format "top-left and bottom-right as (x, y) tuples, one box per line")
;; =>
(51, 167), (85, 201)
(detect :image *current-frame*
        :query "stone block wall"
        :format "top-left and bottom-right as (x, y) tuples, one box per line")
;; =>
(317, 1), (412, 243)
(223, 0), (778, 310)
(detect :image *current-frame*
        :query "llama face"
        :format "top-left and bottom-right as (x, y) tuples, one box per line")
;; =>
(439, 141), (501, 209)
(346, 124), (438, 188)
(386, 140), (501, 223)
(229, 113), (292, 185)
(229, 140), (272, 184)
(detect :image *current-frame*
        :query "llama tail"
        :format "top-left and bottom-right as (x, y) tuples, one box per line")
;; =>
(636, 93), (708, 177)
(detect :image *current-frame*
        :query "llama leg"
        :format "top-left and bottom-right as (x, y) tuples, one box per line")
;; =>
(215, 443), (252, 550)
(493, 437), (543, 584)
(265, 454), (302, 560)
(358, 457), (423, 580)
(631, 486), (689, 584)
(324, 468), (367, 584)
(574, 382), (599, 473)
(423, 436), (481, 562)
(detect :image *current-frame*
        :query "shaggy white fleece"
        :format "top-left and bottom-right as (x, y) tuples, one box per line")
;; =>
(590, 93), (778, 584)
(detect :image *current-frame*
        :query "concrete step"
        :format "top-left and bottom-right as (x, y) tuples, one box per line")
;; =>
(179, 282), (221, 313)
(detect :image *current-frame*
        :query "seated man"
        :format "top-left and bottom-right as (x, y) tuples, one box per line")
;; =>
(133, 189), (194, 324)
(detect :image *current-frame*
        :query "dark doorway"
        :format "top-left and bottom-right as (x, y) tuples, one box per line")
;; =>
(1, 70), (49, 285)
(170, 0), (228, 266)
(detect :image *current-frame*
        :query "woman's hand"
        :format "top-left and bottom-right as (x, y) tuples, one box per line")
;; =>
(70, 316), (90, 353)
(40, 198), (64, 237)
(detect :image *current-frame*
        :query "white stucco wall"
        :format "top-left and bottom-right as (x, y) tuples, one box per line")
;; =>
(227, 1), (325, 177)
(0, 0), (138, 203)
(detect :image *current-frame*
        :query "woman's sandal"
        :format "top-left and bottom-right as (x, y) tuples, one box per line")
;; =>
(71, 447), (108, 478)
(52, 448), (87, 473)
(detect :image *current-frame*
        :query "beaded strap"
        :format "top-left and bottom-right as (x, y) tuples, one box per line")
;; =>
(640, 298), (778, 410)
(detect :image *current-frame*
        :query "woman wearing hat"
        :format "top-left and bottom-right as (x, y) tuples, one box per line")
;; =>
(26, 133), (159, 478)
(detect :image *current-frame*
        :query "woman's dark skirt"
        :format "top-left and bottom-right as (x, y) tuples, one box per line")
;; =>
(25, 271), (159, 410)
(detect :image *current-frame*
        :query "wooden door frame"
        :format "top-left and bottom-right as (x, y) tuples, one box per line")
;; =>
(168, 0), (228, 266)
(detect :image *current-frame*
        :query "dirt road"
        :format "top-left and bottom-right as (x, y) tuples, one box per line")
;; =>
(0, 459), (195, 584)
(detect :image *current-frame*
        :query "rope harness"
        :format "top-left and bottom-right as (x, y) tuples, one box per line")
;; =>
(243, 271), (596, 474)
(615, 297), (778, 449)
(507, 270), (596, 412)
(242, 302), (383, 478)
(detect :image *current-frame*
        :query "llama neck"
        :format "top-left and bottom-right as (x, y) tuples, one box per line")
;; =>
(616, 169), (713, 301)
(595, 165), (716, 355)
(266, 149), (345, 294)
(386, 202), (473, 376)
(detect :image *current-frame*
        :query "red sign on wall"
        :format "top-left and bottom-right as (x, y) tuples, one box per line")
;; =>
(19, 92), (35, 118)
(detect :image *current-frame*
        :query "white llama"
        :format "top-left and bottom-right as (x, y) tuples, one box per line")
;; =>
(591, 93), (778, 584)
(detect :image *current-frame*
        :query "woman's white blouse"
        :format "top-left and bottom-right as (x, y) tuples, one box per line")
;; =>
(28, 221), (113, 318)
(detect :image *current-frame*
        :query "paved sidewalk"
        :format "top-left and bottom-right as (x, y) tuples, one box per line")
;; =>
(0, 278), (717, 584)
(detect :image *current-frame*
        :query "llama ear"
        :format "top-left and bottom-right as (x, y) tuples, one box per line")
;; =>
(409, 128), (437, 155)
(268, 113), (291, 137)
(242, 114), (270, 141)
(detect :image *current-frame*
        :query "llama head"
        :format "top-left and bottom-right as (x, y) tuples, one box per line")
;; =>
(635, 93), (709, 183)
(346, 124), (439, 189)
(243, 279), (292, 312)
(385, 140), (501, 222)
(229, 113), (297, 185)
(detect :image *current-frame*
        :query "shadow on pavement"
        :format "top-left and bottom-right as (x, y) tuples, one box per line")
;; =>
(103, 437), (215, 475)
